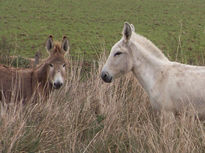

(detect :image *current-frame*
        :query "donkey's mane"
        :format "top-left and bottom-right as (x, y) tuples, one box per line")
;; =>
(131, 32), (169, 61)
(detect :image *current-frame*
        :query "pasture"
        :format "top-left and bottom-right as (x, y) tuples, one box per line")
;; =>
(0, 0), (205, 152)
(0, 0), (205, 62)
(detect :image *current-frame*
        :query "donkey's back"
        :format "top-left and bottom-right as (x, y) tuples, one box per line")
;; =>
(0, 65), (33, 102)
(149, 62), (205, 116)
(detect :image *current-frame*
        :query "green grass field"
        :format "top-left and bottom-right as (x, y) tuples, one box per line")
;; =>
(0, 0), (205, 63)
(1, 0), (205, 152)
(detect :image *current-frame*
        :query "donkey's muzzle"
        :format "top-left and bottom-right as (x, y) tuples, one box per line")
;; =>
(53, 82), (63, 89)
(101, 71), (112, 83)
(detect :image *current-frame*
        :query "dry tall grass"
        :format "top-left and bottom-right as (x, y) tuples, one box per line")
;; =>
(0, 54), (205, 153)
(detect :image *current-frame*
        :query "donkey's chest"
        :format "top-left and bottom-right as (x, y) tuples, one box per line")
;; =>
(148, 86), (174, 112)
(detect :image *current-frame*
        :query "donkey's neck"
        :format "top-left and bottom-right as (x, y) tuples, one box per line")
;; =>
(130, 42), (168, 95)
(33, 64), (52, 97)
(131, 32), (169, 62)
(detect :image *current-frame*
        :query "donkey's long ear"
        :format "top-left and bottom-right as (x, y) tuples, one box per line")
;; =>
(123, 22), (132, 42)
(130, 24), (135, 32)
(46, 35), (54, 54)
(61, 36), (70, 55)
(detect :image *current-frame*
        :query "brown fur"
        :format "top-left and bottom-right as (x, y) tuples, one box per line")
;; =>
(0, 36), (69, 103)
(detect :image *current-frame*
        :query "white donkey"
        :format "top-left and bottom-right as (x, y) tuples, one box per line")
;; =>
(101, 22), (205, 118)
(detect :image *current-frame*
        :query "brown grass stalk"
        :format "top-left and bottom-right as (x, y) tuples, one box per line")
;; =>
(0, 53), (205, 153)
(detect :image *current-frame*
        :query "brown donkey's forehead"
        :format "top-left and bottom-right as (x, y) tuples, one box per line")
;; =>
(49, 42), (65, 55)
(45, 41), (68, 64)
(48, 55), (66, 64)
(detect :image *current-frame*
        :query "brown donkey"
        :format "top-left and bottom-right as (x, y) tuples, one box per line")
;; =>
(0, 35), (69, 103)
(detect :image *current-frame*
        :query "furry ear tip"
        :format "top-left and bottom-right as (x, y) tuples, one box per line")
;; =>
(123, 22), (132, 41)
(46, 35), (54, 51)
(61, 36), (70, 53)
(124, 22), (130, 26)
(48, 35), (53, 39)
(63, 36), (67, 39)
(130, 24), (135, 32)
(123, 22), (131, 31)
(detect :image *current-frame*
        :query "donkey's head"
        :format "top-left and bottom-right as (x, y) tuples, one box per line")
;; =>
(45, 35), (69, 89)
(101, 22), (134, 83)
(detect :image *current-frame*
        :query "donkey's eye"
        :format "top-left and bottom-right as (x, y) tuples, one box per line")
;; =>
(49, 63), (54, 67)
(114, 52), (122, 57)
(63, 64), (66, 67)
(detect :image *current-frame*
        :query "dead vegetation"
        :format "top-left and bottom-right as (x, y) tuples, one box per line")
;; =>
(0, 53), (205, 153)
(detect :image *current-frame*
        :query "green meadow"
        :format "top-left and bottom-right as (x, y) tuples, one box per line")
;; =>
(1, 0), (205, 152)
(0, 0), (205, 63)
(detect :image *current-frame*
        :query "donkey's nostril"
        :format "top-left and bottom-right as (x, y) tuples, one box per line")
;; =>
(101, 71), (107, 79)
(101, 71), (112, 83)
(54, 82), (63, 89)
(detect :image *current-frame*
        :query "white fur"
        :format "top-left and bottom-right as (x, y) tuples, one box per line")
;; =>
(102, 22), (205, 117)
(54, 72), (64, 84)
